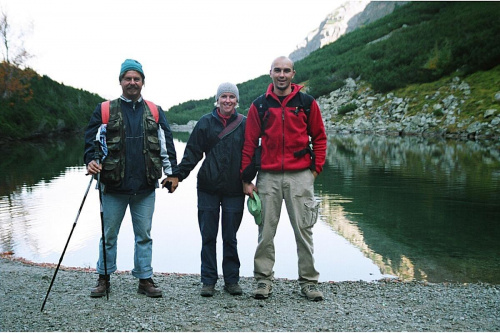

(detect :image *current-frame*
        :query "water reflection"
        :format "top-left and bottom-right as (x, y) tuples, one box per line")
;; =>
(0, 134), (386, 282)
(318, 134), (500, 283)
(1, 134), (499, 283)
(0, 137), (82, 197)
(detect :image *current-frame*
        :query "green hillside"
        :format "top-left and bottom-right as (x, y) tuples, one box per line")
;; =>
(165, 1), (500, 125)
(0, 64), (103, 141)
(0, 1), (498, 141)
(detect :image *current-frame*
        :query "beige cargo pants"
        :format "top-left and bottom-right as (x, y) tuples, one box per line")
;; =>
(254, 169), (320, 287)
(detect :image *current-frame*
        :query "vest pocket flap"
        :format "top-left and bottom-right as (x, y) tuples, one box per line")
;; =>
(147, 136), (160, 151)
(106, 135), (121, 151)
(102, 157), (120, 171)
(107, 135), (120, 143)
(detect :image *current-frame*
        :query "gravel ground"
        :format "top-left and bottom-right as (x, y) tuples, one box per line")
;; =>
(1, 257), (499, 332)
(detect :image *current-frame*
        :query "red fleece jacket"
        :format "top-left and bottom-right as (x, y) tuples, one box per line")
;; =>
(241, 83), (327, 178)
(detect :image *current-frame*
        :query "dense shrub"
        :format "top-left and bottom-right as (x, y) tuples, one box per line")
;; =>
(338, 103), (358, 116)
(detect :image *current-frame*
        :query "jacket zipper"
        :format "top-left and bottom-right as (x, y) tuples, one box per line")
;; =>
(281, 106), (285, 170)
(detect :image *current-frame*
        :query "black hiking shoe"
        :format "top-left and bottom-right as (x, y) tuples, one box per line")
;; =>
(200, 284), (215, 297)
(224, 283), (243, 295)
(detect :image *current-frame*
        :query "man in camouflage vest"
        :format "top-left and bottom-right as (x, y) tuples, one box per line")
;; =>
(84, 59), (179, 298)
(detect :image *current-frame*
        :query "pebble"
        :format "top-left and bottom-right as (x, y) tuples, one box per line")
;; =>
(1, 258), (499, 331)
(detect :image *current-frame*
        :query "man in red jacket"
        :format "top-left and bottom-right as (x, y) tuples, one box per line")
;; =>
(241, 56), (327, 301)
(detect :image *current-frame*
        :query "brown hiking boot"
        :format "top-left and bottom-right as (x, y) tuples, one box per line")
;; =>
(138, 278), (162, 298)
(90, 274), (110, 298)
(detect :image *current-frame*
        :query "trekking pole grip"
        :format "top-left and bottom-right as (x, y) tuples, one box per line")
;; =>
(93, 140), (101, 165)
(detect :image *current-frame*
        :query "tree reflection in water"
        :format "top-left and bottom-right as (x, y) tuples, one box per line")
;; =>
(1, 134), (499, 283)
(317, 134), (500, 283)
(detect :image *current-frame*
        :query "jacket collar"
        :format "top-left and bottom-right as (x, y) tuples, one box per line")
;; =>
(212, 107), (239, 120)
(265, 83), (303, 104)
(120, 95), (143, 103)
(120, 95), (144, 110)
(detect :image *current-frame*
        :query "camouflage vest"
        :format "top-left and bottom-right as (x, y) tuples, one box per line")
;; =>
(101, 99), (163, 186)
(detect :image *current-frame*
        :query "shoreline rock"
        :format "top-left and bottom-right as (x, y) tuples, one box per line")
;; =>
(169, 120), (197, 133)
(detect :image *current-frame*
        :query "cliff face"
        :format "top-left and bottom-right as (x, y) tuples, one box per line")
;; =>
(289, 1), (408, 62)
(346, 1), (408, 33)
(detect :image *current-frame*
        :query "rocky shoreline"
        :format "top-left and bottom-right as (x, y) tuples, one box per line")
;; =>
(1, 256), (499, 332)
(170, 76), (500, 143)
(317, 77), (500, 141)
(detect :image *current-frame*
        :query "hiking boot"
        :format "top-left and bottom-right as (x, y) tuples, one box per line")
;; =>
(224, 283), (243, 295)
(90, 274), (110, 298)
(300, 284), (324, 301)
(138, 278), (162, 298)
(253, 282), (272, 299)
(200, 284), (215, 297)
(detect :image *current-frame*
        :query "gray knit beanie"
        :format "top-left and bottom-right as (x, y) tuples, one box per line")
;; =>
(216, 82), (239, 102)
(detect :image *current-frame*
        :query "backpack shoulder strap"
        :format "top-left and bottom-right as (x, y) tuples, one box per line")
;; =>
(253, 92), (313, 132)
(252, 94), (268, 135)
(144, 100), (159, 123)
(101, 101), (111, 124)
(102, 100), (159, 124)
(254, 94), (268, 121)
(298, 91), (314, 120)
(218, 113), (244, 140)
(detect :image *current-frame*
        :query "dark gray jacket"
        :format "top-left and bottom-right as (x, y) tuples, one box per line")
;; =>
(178, 108), (245, 196)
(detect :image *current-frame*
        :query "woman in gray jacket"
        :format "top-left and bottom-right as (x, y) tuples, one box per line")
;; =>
(177, 82), (246, 297)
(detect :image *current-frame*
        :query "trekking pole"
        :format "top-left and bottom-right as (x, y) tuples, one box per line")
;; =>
(41, 175), (93, 312)
(94, 140), (109, 300)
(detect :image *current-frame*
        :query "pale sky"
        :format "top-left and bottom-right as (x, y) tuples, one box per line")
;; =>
(1, 0), (345, 110)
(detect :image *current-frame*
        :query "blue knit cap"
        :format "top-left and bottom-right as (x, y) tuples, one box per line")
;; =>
(119, 59), (145, 80)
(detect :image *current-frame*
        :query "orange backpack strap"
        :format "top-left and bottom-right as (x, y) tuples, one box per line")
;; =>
(101, 100), (111, 124)
(101, 100), (158, 124)
(144, 100), (159, 123)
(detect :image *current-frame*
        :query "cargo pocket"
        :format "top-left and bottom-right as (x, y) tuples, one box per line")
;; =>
(149, 156), (163, 180)
(302, 199), (319, 228)
(147, 135), (160, 152)
(101, 157), (122, 186)
(106, 135), (121, 152)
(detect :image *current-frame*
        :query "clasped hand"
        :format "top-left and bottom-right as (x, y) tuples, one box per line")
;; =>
(161, 177), (179, 193)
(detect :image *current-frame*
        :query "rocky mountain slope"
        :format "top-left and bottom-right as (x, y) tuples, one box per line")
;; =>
(317, 67), (500, 140)
(289, 1), (408, 62)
